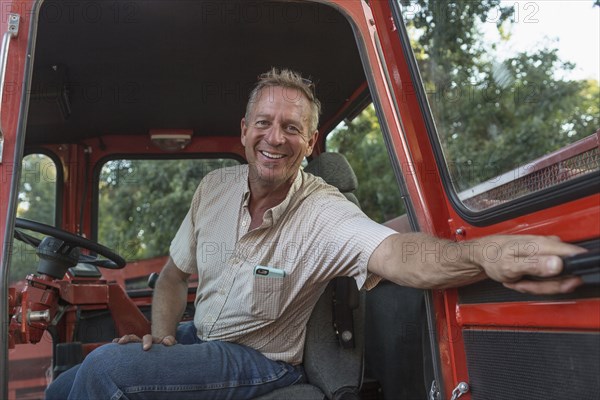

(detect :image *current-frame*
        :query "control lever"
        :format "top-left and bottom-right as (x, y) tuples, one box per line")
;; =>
(522, 249), (600, 284)
(560, 250), (600, 284)
(148, 272), (159, 289)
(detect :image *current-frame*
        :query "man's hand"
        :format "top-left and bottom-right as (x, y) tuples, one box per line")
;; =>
(475, 235), (586, 294)
(113, 334), (177, 351)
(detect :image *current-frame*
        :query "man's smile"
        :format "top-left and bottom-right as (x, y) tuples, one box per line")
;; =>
(259, 150), (286, 160)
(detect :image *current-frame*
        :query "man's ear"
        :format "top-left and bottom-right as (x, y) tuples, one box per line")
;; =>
(240, 118), (247, 147)
(306, 130), (319, 156)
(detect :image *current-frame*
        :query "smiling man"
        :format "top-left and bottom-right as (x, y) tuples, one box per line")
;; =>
(45, 68), (584, 400)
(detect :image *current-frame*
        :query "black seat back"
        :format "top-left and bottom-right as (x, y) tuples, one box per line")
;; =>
(303, 277), (364, 399)
(304, 152), (360, 207)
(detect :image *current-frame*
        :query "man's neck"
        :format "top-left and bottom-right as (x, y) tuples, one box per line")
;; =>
(247, 174), (296, 230)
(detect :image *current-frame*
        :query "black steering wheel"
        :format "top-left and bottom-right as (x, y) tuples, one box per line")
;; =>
(14, 217), (126, 269)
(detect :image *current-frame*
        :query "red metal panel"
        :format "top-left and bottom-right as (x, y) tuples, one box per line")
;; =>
(58, 281), (109, 304)
(456, 299), (600, 331)
(449, 195), (600, 243)
(107, 283), (151, 338)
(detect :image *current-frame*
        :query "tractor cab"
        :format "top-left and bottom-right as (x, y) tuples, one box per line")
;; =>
(1, 1), (598, 399)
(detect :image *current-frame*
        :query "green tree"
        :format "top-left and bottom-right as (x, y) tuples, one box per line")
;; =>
(442, 48), (599, 190)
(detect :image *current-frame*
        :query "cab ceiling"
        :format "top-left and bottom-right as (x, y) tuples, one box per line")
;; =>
(25, 0), (366, 145)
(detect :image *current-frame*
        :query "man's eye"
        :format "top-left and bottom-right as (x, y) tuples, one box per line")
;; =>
(256, 120), (270, 127)
(285, 125), (300, 134)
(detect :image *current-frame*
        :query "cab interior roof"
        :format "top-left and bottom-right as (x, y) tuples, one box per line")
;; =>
(25, 0), (367, 146)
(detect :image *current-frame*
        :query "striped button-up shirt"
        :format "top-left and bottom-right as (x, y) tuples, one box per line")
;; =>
(170, 164), (395, 364)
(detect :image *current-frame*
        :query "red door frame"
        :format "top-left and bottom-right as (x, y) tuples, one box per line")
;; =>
(1, 2), (36, 398)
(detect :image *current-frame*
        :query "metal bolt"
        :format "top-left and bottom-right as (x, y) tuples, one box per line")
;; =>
(341, 331), (353, 342)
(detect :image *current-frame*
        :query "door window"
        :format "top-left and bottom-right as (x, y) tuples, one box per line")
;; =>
(399, 0), (599, 211)
(11, 153), (57, 284)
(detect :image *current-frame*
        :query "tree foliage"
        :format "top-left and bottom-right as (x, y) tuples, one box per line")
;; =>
(97, 158), (239, 261)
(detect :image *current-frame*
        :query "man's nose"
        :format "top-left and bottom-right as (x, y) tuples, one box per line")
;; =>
(265, 125), (285, 146)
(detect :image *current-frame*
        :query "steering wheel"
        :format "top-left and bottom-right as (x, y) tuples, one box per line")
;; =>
(14, 217), (126, 269)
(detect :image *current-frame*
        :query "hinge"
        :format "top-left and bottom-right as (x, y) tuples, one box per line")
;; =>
(8, 14), (20, 36)
(429, 380), (440, 400)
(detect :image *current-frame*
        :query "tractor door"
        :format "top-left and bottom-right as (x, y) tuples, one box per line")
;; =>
(369, 1), (599, 399)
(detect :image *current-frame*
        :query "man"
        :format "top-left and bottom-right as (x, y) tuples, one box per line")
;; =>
(45, 68), (584, 399)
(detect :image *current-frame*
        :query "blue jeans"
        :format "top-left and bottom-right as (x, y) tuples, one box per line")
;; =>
(45, 322), (304, 399)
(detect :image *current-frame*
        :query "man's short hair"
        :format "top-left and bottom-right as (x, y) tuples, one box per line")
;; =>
(246, 68), (322, 133)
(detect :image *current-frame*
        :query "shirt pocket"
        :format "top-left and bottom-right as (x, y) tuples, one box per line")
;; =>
(251, 275), (285, 320)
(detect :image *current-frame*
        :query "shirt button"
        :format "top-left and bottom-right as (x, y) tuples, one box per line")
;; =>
(230, 258), (239, 264)
(241, 221), (247, 227)
(219, 288), (226, 295)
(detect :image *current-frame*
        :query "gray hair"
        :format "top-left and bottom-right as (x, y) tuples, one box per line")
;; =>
(245, 68), (321, 133)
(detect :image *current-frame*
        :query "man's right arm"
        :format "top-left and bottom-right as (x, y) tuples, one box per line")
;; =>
(152, 257), (191, 334)
(367, 233), (584, 294)
(115, 257), (191, 349)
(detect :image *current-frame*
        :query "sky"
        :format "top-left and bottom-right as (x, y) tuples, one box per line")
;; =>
(484, 1), (599, 81)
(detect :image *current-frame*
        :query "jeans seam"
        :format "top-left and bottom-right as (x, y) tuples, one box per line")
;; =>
(123, 364), (293, 394)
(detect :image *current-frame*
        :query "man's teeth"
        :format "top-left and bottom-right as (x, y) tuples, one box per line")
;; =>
(261, 151), (285, 159)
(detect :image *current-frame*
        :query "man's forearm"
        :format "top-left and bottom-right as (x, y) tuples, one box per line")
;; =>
(370, 233), (486, 289)
(151, 260), (190, 338)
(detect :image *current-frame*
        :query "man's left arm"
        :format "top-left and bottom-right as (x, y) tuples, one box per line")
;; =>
(367, 232), (586, 295)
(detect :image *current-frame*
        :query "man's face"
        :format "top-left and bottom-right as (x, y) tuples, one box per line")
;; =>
(241, 86), (318, 189)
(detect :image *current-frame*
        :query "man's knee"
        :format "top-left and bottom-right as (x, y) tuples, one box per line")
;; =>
(79, 343), (130, 376)
(45, 363), (80, 400)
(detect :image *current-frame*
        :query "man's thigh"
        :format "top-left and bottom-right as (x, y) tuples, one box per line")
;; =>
(74, 338), (302, 399)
